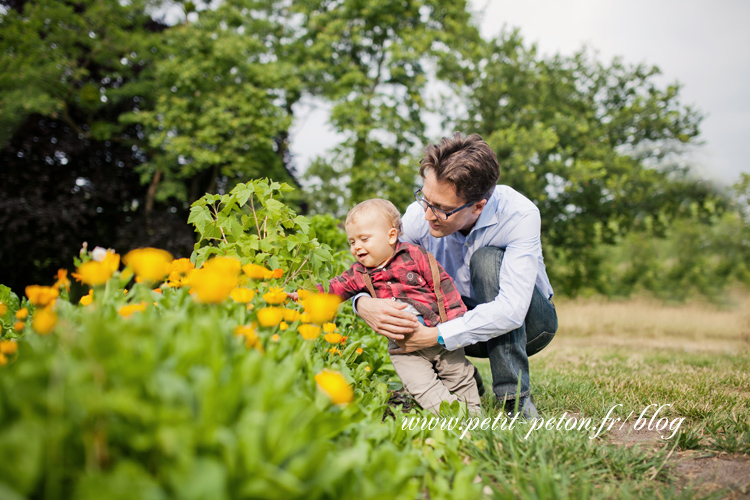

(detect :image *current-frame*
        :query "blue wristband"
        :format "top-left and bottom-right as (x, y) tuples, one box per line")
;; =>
(437, 335), (445, 346)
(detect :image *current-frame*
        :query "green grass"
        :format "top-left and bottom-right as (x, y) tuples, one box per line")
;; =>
(460, 296), (750, 499)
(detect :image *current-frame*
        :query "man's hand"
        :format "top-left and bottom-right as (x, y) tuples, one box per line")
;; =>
(388, 323), (439, 354)
(357, 296), (419, 340)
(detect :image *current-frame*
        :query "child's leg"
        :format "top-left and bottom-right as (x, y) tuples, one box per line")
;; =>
(388, 341), (459, 413)
(434, 347), (482, 415)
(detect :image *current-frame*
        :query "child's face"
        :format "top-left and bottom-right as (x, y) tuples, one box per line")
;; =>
(345, 211), (398, 268)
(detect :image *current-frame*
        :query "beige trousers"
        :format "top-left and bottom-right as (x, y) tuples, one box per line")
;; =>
(388, 340), (481, 414)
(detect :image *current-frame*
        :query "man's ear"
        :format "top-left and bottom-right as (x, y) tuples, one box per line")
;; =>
(472, 199), (487, 215)
(388, 228), (399, 244)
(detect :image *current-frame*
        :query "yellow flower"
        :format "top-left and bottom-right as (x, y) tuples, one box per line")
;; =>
(328, 347), (342, 355)
(324, 332), (343, 344)
(242, 263), (273, 280)
(315, 369), (354, 405)
(16, 307), (28, 320)
(80, 289), (94, 306)
(73, 260), (116, 286)
(234, 324), (264, 352)
(263, 287), (287, 305)
(256, 307), (284, 327)
(123, 248), (173, 282)
(54, 269), (71, 291)
(0, 354), (6, 366)
(203, 256), (242, 275)
(25, 285), (59, 307)
(230, 287), (256, 303)
(271, 333), (281, 342)
(299, 313), (312, 323)
(322, 322), (337, 333)
(301, 293), (342, 324)
(279, 322), (289, 331)
(32, 307), (58, 334)
(169, 258), (195, 274)
(297, 289), (311, 300)
(189, 259), (240, 304)
(282, 309), (300, 322)
(13, 322), (24, 332)
(298, 324), (321, 340)
(365, 366), (371, 372)
(0, 340), (18, 355)
(119, 302), (147, 318)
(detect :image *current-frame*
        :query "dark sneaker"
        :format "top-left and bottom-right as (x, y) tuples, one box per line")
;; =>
(472, 366), (485, 397)
(502, 396), (539, 420)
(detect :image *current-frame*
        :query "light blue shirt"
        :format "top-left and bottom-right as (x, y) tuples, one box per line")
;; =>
(400, 185), (553, 351)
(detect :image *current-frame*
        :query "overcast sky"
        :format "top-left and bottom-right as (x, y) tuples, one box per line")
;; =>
(290, 0), (750, 187)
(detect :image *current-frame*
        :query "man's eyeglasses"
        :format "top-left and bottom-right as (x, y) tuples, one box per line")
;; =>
(414, 188), (474, 220)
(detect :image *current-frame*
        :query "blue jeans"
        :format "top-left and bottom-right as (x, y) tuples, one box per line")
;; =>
(462, 247), (558, 401)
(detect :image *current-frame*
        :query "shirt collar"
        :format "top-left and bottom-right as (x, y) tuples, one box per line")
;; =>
(471, 189), (501, 232)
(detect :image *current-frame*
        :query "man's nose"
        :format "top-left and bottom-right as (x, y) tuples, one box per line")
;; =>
(424, 207), (437, 221)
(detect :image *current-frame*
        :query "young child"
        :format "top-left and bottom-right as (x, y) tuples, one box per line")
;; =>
(311, 198), (480, 414)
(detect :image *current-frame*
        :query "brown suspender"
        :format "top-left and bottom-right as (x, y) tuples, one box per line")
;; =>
(362, 252), (448, 323)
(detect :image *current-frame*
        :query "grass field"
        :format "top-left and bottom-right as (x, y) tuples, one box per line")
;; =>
(468, 293), (750, 499)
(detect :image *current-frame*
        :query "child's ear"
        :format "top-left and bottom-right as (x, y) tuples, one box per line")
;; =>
(388, 228), (399, 244)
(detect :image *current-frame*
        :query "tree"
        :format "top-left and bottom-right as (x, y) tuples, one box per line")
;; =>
(445, 30), (722, 293)
(292, 0), (482, 215)
(123, 0), (302, 208)
(0, 0), (195, 293)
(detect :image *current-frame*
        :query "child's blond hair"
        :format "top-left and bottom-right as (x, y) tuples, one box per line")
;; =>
(345, 199), (403, 236)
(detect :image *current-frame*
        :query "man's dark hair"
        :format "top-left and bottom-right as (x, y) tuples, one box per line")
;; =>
(419, 133), (500, 203)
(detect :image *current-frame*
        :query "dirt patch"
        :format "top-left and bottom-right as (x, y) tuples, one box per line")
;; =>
(671, 451), (750, 499)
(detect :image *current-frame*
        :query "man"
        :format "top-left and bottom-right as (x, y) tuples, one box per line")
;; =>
(355, 133), (557, 419)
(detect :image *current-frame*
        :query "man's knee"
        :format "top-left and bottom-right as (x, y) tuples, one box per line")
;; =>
(469, 246), (505, 304)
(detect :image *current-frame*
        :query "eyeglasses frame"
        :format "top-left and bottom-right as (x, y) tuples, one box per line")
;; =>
(413, 188), (476, 220)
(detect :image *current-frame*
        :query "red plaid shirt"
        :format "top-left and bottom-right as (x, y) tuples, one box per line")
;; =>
(320, 242), (467, 327)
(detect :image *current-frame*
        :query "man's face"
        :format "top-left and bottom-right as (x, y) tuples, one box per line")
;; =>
(420, 169), (485, 238)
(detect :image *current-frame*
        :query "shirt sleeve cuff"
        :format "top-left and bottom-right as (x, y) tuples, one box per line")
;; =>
(351, 292), (370, 314)
(436, 319), (468, 351)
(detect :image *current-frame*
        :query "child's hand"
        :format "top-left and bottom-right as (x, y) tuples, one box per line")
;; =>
(287, 291), (299, 301)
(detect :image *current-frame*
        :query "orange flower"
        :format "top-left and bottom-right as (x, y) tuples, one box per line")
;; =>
(339, 336), (348, 345)
(262, 287), (287, 305)
(315, 369), (354, 405)
(54, 269), (71, 291)
(298, 324), (321, 340)
(234, 324), (264, 352)
(32, 308), (58, 334)
(124, 248), (174, 282)
(301, 293), (342, 324)
(242, 263), (273, 280)
(324, 332), (343, 344)
(80, 289), (94, 306)
(355, 347), (364, 355)
(189, 258), (241, 304)
(119, 302), (147, 318)
(25, 285), (59, 307)
(73, 256), (118, 286)
(256, 307), (284, 327)
(230, 287), (256, 303)
(282, 309), (300, 322)
(272, 268), (284, 279)
(15, 307), (28, 320)
(0, 340), (18, 355)
(13, 322), (24, 332)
